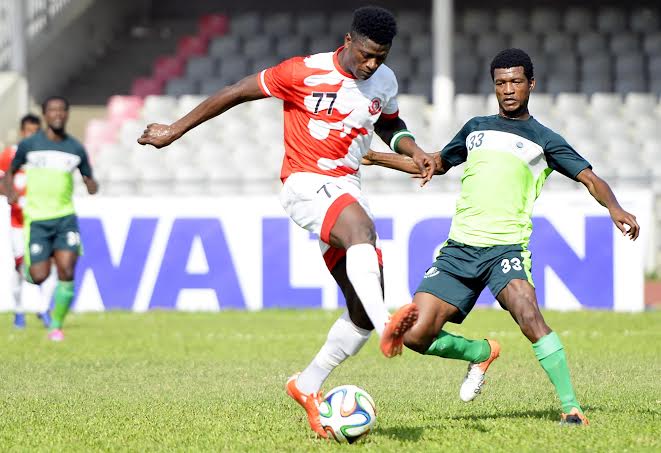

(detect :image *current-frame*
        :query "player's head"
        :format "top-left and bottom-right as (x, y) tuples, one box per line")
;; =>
(343, 6), (397, 80)
(41, 95), (69, 133)
(19, 113), (41, 138)
(490, 48), (535, 118)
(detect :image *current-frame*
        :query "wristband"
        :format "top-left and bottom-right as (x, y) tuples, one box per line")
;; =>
(390, 130), (415, 152)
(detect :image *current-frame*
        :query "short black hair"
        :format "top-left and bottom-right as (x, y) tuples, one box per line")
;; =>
(351, 6), (397, 45)
(41, 95), (70, 114)
(20, 113), (41, 130)
(490, 48), (534, 81)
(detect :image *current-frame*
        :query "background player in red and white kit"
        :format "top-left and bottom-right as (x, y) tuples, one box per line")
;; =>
(0, 114), (53, 329)
(138, 6), (436, 437)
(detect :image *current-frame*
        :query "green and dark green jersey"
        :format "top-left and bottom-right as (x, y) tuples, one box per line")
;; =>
(11, 130), (93, 221)
(441, 114), (591, 247)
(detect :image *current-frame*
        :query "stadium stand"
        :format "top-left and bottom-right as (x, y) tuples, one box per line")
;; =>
(55, 5), (661, 101)
(81, 6), (661, 197)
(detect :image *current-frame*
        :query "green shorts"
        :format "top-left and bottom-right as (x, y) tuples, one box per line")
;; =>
(415, 239), (533, 324)
(25, 214), (81, 266)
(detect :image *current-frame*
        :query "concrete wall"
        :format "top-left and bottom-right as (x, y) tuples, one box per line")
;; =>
(0, 72), (29, 146)
(27, 0), (150, 103)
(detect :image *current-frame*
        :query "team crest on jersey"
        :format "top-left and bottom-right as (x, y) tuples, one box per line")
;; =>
(368, 97), (383, 115)
(424, 266), (440, 278)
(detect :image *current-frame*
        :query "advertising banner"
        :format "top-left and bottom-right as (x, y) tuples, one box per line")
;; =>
(0, 191), (652, 313)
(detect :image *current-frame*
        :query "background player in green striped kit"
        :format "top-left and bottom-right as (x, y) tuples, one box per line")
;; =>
(363, 48), (640, 425)
(4, 96), (99, 342)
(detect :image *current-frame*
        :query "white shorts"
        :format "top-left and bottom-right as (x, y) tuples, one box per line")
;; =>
(279, 172), (382, 270)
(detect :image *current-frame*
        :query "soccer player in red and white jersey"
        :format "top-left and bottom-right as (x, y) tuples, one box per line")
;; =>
(139, 6), (436, 437)
(0, 114), (52, 329)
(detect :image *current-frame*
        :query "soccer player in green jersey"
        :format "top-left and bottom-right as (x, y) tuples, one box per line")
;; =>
(363, 48), (640, 425)
(4, 96), (99, 342)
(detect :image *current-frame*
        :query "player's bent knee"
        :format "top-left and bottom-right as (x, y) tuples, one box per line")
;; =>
(346, 223), (376, 247)
(57, 267), (75, 281)
(404, 324), (435, 354)
(29, 270), (48, 285)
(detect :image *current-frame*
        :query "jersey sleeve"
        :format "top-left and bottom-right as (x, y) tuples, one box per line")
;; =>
(10, 141), (28, 173)
(440, 121), (471, 167)
(256, 57), (300, 101)
(77, 145), (93, 178)
(380, 96), (399, 119)
(543, 131), (591, 180)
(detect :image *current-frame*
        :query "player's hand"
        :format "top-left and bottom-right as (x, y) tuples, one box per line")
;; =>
(83, 176), (99, 195)
(609, 207), (639, 240)
(411, 149), (436, 186)
(137, 123), (180, 149)
(361, 150), (373, 166)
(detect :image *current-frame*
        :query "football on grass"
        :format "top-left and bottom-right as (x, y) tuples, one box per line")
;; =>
(318, 385), (376, 443)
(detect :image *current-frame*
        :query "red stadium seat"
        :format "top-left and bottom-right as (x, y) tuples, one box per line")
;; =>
(177, 35), (209, 59)
(153, 56), (185, 82)
(107, 95), (144, 125)
(84, 118), (118, 156)
(131, 77), (164, 97)
(199, 14), (229, 39)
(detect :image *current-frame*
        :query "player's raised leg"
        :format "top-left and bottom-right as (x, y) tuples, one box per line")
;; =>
(329, 202), (418, 357)
(405, 292), (500, 402)
(497, 279), (588, 425)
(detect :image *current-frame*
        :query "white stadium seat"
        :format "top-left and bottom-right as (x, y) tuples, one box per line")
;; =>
(527, 94), (554, 116)
(623, 93), (659, 118)
(455, 94), (487, 125)
(103, 165), (139, 196)
(590, 93), (623, 116)
(118, 120), (145, 148)
(173, 165), (209, 196)
(554, 93), (589, 117)
(141, 95), (178, 123)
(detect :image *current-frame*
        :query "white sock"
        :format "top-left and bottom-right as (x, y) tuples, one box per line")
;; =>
(12, 270), (23, 314)
(297, 311), (371, 394)
(345, 243), (389, 336)
(39, 270), (57, 313)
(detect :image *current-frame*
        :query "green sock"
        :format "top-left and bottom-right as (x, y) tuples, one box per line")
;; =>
(51, 280), (75, 330)
(533, 332), (582, 414)
(425, 330), (491, 363)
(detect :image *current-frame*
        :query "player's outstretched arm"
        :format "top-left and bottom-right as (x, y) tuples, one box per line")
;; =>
(374, 116), (436, 185)
(363, 150), (448, 174)
(576, 168), (640, 240)
(137, 74), (267, 149)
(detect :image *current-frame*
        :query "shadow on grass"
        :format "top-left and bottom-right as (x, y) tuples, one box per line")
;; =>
(375, 425), (424, 441)
(447, 405), (599, 423)
(448, 408), (558, 422)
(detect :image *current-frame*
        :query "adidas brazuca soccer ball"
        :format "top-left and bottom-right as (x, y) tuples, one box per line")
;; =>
(318, 385), (377, 443)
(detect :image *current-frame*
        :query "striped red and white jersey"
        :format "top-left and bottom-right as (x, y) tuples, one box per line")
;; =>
(257, 47), (399, 185)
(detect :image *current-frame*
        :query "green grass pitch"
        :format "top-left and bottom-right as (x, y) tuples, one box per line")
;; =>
(1, 309), (660, 452)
